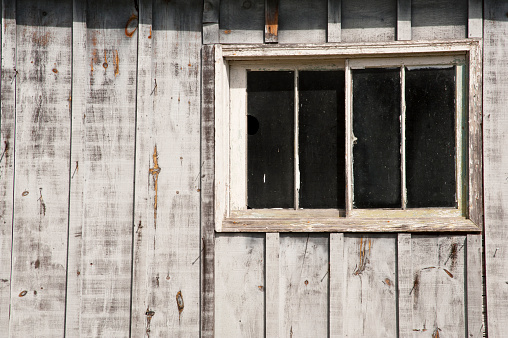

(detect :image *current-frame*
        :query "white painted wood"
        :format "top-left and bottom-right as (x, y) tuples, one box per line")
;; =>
(293, 70), (299, 209)
(397, 233), (413, 337)
(203, 0), (219, 44)
(468, 0), (482, 38)
(64, 0), (87, 336)
(67, 1), (138, 335)
(341, 0), (396, 42)
(219, 0), (264, 44)
(329, 233), (344, 337)
(0, 0), (16, 333)
(400, 66), (407, 209)
(397, 0), (412, 40)
(342, 235), (397, 337)
(203, 23), (219, 45)
(265, 233), (280, 337)
(412, 0), (467, 40)
(130, 1), (202, 336)
(410, 235), (466, 336)
(345, 60), (353, 216)
(9, 1), (72, 335)
(215, 234), (265, 337)
(327, 0), (341, 43)
(278, 0), (327, 44)
(279, 234), (329, 337)
(466, 234), (484, 337)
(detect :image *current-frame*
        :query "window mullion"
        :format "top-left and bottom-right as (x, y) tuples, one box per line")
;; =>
(401, 66), (407, 209)
(345, 60), (353, 216)
(294, 69), (300, 210)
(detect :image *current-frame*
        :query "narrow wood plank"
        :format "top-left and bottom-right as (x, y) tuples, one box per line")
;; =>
(0, 0), (16, 333)
(329, 233), (344, 337)
(219, 0), (264, 44)
(9, 0), (72, 335)
(130, 0), (203, 336)
(412, 0), (467, 40)
(201, 44), (216, 338)
(64, 0), (87, 335)
(410, 235), (466, 335)
(341, 0), (396, 42)
(68, 1), (138, 335)
(343, 235), (397, 337)
(279, 234), (329, 337)
(265, 233), (280, 337)
(203, 0), (219, 44)
(397, 233), (413, 337)
(215, 234), (265, 337)
(327, 0), (341, 42)
(264, 0), (279, 43)
(483, 3), (508, 335)
(278, 0), (326, 44)
(203, 23), (219, 45)
(466, 234), (484, 337)
(468, 0), (482, 38)
(397, 0), (411, 40)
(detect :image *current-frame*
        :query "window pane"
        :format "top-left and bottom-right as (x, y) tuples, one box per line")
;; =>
(405, 67), (456, 207)
(247, 71), (294, 208)
(299, 71), (345, 209)
(353, 68), (401, 208)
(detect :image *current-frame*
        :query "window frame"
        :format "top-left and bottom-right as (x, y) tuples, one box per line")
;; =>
(213, 40), (483, 233)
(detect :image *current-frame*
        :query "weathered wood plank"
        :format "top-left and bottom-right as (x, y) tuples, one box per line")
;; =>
(64, 0), (87, 336)
(343, 235), (397, 337)
(265, 233), (280, 337)
(66, 1), (138, 335)
(201, 44), (216, 338)
(411, 0), (467, 40)
(280, 234), (329, 337)
(410, 235), (466, 336)
(203, 0), (219, 44)
(278, 0), (326, 44)
(341, 0), (396, 42)
(219, 0), (264, 44)
(466, 234), (484, 337)
(397, 0), (411, 40)
(468, 0), (482, 38)
(397, 233), (413, 337)
(483, 2), (508, 335)
(130, 0), (202, 336)
(215, 234), (265, 337)
(203, 23), (219, 45)
(0, 0), (16, 333)
(327, 0), (341, 43)
(264, 0), (278, 43)
(329, 233), (344, 337)
(9, 0), (72, 335)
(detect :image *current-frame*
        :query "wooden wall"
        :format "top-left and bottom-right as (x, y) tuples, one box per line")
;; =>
(0, 0), (506, 337)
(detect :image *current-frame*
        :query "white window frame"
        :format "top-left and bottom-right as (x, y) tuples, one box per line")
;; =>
(213, 40), (482, 233)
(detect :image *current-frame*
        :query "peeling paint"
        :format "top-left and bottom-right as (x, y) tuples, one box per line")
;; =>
(176, 291), (184, 322)
(353, 237), (371, 276)
(113, 50), (120, 77)
(125, 14), (138, 37)
(38, 188), (46, 216)
(149, 145), (161, 228)
(145, 307), (155, 336)
(19, 290), (27, 297)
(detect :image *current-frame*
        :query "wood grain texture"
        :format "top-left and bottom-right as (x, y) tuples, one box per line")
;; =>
(64, 0), (87, 336)
(264, 0), (279, 43)
(411, 0), (467, 40)
(219, 0), (264, 44)
(342, 235), (397, 337)
(279, 234), (329, 337)
(410, 235), (466, 336)
(468, 0), (482, 38)
(278, 0), (326, 44)
(397, 233), (413, 337)
(203, 0), (219, 44)
(341, 0), (396, 42)
(466, 234), (484, 337)
(327, 0), (341, 42)
(483, 1), (508, 336)
(201, 44), (216, 338)
(215, 234), (265, 337)
(0, 0), (16, 333)
(397, 0), (411, 40)
(66, 1), (138, 335)
(130, 0), (202, 336)
(329, 233), (344, 337)
(203, 23), (219, 45)
(9, 0), (72, 335)
(265, 233), (280, 337)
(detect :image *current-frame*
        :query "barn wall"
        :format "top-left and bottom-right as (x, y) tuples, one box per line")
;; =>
(0, 0), (506, 337)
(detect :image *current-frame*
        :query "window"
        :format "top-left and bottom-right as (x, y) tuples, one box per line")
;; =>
(213, 41), (482, 232)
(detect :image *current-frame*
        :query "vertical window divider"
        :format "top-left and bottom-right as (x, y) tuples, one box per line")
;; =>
(401, 66), (407, 209)
(456, 64), (465, 214)
(294, 69), (300, 210)
(345, 60), (353, 216)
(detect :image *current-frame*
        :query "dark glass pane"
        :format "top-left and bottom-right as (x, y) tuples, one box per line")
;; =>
(299, 71), (345, 209)
(405, 67), (456, 207)
(247, 71), (294, 208)
(353, 68), (401, 208)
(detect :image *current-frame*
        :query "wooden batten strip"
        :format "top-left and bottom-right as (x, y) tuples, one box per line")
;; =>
(265, 0), (279, 43)
(203, 0), (219, 44)
(397, 233), (412, 336)
(201, 44), (216, 338)
(329, 233), (344, 337)
(468, 0), (482, 38)
(466, 234), (484, 337)
(327, 0), (341, 42)
(397, 0), (411, 40)
(265, 233), (280, 337)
